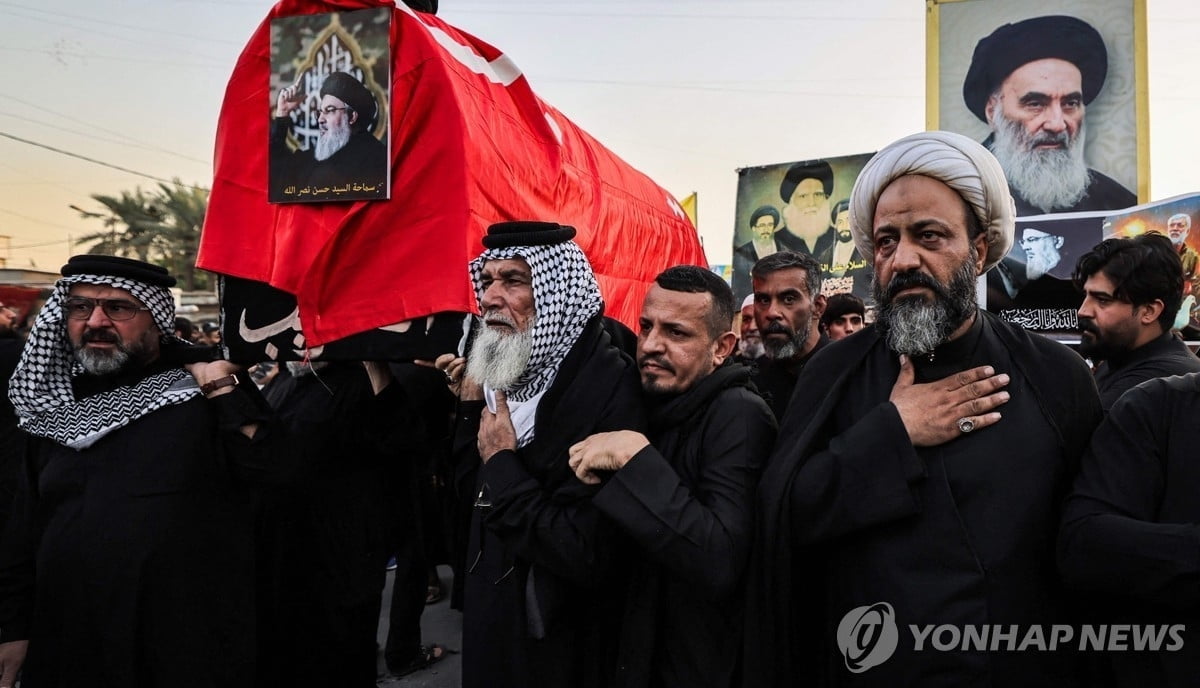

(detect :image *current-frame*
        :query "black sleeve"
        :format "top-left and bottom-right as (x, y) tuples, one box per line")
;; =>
(0, 444), (42, 642)
(480, 386), (644, 589)
(1058, 382), (1200, 609)
(592, 391), (775, 598)
(786, 402), (926, 543)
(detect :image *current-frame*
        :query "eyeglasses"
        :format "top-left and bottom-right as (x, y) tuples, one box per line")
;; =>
(63, 297), (150, 321)
(319, 105), (352, 115)
(1020, 235), (1055, 245)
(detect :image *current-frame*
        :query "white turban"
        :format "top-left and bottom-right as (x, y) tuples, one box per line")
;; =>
(848, 130), (1015, 273)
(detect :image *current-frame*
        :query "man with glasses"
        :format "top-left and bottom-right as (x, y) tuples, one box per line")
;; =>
(732, 205), (782, 300)
(271, 70), (387, 202)
(446, 221), (644, 688)
(0, 255), (280, 688)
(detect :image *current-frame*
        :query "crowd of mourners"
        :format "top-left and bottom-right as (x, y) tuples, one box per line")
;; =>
(0, 131), (1196, 688)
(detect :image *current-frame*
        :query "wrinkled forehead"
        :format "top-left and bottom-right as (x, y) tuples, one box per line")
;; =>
(67, 281), (144, 306)
(480, 256), (532, 279)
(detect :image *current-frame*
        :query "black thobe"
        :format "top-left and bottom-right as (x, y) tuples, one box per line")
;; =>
(0, 361), (276, 688)
(746, 311), (1102, 687)
(256, 363), (412, 687)
(749, 334), (829, 422)
(1059, 373), (1200, 687)
(593, 363), (776, 688)
(0, 333), (26, 534)
(454, 315), (645, 688)
(1092, 332), (1200, 411)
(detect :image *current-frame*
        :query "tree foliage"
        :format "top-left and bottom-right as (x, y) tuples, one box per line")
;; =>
(73, 180), (210, 290)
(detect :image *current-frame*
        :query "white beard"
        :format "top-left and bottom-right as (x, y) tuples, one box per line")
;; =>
(991, 107), (1091, 213)
(1024, 249), (1060, 281)
(314, 122), (352, 161)
(465, 315), (534, 390)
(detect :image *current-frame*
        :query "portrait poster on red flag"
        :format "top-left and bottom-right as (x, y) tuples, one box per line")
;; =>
(731, 153), (874, 306)
(927, 0), (1148, 216)
(269, 8), (391, 204)
(199, 0), (705, 362)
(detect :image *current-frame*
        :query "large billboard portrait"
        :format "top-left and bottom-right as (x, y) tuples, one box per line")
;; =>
(269, 8), (391, 203)
(928, 0), (1147, 217)
(732, 153), (874, 305)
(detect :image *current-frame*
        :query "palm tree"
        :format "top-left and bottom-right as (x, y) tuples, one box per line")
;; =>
(72, 180), (211, 290)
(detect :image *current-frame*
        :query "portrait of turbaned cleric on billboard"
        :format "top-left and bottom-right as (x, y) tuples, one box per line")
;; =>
(929, 0), (1147, 217)
(269, 8), (391, 204)
(732, 153), (874, 305)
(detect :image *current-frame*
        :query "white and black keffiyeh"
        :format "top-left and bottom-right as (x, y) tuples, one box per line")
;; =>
(8, 273), (200, 450)
(469, 240), (603, 403)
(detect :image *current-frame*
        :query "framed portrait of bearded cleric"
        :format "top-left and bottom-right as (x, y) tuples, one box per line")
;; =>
(269, 8), (391, 203)
(927, 0), (1148, 218)
(731, 152), (875, 307)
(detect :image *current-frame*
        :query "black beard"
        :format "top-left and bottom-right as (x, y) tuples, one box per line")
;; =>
(872, 257), (978, 356)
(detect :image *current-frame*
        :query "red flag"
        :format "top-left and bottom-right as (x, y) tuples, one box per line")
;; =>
(198, 0), (705, 347)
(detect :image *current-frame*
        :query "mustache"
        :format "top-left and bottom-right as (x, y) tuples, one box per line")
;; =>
(761, 322), (793, 337)
(82, 329), (119, 344)
(483, 311), (516, 327)
(1030, 131), (1071, 149)
(883, 270), (949, 302)
(638, 355), (675, 374)
(1077, 316), (1099, 336)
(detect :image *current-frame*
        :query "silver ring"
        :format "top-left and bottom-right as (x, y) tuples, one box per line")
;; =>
(957, 417), (975, 434)
(444, 371), (454, 384)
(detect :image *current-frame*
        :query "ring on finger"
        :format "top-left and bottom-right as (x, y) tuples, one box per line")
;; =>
(957, 417), (975, 434)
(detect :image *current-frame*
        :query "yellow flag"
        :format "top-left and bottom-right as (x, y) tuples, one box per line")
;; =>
(679, 192), (698, 227)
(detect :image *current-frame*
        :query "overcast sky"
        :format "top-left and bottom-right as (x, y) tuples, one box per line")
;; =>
(2, 0), (1198, 271)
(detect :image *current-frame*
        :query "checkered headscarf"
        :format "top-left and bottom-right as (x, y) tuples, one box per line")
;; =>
(469, 240), (602, 403)
(8, 274), (200, 449)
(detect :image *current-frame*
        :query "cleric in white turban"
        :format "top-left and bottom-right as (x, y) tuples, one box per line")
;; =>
(745, 131), (1102, 688)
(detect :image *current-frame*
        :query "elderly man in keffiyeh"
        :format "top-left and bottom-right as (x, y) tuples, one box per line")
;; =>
(0, 255), (276, 688)
(744, 132), (1102, 687)
(447, 221), (644, 688)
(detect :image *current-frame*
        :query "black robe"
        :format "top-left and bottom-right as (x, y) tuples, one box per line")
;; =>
(1059, 373), (1200, 687)
(748, 334), (829, 422)
(454, 315), (645, 688)
(256, 363), (413, 687)
(745, 311), (1101, 687)
(0, 361), (277, 688)
(593, 363), (776, 688)
(1092, 332), (1200, 411)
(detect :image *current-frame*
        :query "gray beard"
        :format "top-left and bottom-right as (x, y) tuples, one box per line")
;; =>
(75, 346), (130, 376)
(1024, 249), (1059, 281)
(991, 108), (1091, 213)
(465, 317), (534, 390)
(873, 257), (978, 356)
(738, 336), (766, 360)
(314, 123), (352, 161)
(762, 318), (811, 360)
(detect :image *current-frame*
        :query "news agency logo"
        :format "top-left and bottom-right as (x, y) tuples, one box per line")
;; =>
(835, 601), (1188, 674)
(836, 602), (899, 673)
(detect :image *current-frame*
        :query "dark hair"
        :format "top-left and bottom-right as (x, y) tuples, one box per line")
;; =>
(750, 250), (822, 298)
(820, 293), (865, 329)
(173, 316), (194, 338)
(750, 205), (781, 228)
(1073, 232), (1183, 330)
(654, 265), (735, 339)
(830, 199), (850, 225)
